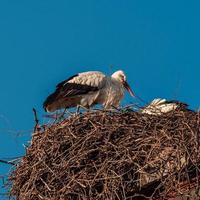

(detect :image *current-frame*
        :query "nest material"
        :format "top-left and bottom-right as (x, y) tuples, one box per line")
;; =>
(10, 108), (200, 200)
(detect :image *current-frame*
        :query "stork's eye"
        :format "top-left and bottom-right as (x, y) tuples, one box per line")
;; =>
(120, 75), (125, 81)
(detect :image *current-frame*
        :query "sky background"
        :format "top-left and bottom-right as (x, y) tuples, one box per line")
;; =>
(0, 0), (200, 197)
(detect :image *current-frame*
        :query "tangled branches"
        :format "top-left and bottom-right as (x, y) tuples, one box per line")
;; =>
(9, 108), (200, 199)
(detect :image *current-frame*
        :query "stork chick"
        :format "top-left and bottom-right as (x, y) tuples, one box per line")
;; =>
(43, 70), (134, 112)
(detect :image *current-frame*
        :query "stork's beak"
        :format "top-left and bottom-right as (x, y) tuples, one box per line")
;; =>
(123, 81), (135, 97)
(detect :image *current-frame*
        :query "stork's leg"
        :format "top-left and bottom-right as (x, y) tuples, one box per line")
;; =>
(52, 111), (60, 124)
(81, 105), (90, 112)
(59, 108), (67, 119)
(76, 105), (90, 114)
(76, 105), (80, 114)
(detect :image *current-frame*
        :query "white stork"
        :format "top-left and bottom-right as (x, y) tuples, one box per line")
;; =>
(43, 70), (134, 112)
(141, 98), (189, 115)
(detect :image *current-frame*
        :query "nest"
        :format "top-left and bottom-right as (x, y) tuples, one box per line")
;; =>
(9, 108), (200, 200)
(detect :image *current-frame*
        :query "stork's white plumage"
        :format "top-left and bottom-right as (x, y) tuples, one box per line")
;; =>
(141, 98), (189, 115)
(43, 70), (134, 112)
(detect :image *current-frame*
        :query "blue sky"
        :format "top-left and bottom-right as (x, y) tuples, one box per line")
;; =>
(0, 0), (200, 196)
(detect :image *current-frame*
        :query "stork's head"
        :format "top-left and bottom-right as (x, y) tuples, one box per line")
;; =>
(111, 70), (135, 97)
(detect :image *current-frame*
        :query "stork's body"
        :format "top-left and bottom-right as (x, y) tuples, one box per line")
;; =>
(43, 70), (134, 112)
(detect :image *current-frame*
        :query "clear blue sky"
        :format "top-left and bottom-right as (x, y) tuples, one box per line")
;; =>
(0, 0), (200, 196)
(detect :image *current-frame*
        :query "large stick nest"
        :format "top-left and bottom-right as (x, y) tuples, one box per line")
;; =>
(10, 108), (200, 200)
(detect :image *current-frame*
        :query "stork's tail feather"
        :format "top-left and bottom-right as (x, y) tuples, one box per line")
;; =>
(43, 92), (59, 112)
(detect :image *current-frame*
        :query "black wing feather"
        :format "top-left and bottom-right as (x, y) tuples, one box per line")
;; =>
(43, 82), (99, 110)
(58, 83), (99, 97)
(43, 72), (105, 111)
(164, 100), (189, 110)
(56, 74), (78, 88)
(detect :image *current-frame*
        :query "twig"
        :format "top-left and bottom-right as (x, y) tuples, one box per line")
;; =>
(0, 159), (16, 166)
(32, 108), (39, 132)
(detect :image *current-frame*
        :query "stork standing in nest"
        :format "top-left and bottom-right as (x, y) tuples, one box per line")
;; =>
(43, 70), (134, 112)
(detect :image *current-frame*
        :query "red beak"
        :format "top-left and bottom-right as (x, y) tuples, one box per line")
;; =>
(123, 81), (135, 97)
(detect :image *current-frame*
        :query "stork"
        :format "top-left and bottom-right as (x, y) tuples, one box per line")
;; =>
(141, 98), (189, 115)
(43, 70), (134, 112)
